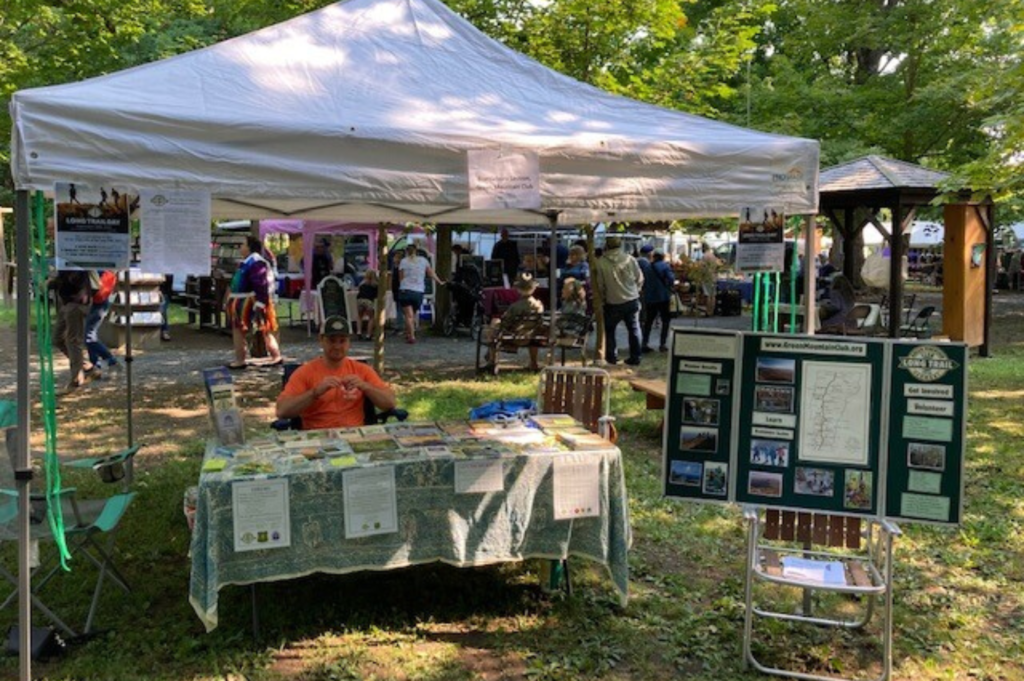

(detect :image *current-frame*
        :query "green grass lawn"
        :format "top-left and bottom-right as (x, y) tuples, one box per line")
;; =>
(1, 335), (1021, 679)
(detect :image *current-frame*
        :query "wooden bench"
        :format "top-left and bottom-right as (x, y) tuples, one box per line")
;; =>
(629, 378), (667, 429)
(476, 312), (592, 375)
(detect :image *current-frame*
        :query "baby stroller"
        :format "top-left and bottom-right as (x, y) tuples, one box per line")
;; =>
(444, 264), (485, 338)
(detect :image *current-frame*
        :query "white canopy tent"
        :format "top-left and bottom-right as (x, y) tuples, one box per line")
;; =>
(8, 0), (820, 672)
(10, 0), (819, 223)
(909, 221), (944, 248)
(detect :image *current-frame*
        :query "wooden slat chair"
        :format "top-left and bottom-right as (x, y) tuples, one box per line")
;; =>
(537, 366), (613, 437)
(536, 366), (615, 596)
(743, 507), (900, 681)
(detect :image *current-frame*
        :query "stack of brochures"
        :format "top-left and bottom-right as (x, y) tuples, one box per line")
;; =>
(556, 431), (616, 450)
(780, 557), (847, 585)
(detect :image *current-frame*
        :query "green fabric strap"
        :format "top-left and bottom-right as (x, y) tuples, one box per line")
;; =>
(752, 272), (761, 331)
(32, 192), (71, 569)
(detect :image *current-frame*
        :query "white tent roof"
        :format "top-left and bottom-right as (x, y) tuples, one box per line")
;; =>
(9, 0), (819, 224)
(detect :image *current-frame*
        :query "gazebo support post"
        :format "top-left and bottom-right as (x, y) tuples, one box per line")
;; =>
(887, 203), (904, 338)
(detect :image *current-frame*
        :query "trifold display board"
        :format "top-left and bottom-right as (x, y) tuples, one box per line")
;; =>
(663, 330), (967, 525)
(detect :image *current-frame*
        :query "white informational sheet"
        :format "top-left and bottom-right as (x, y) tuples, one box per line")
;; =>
(781, 557), (846, 585)
(467, 150), (541, 210)
(552, 454), (601, 520)
(343, 466), (398, 539)
(798, 361), (872, 465)
(54, 182), (133, 269)
(232, 479), (290, 552)
(454, 459), (505, 494)
(140, 189), (212, 283)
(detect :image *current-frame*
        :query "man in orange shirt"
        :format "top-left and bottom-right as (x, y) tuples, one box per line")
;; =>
(276, 316), (396, 430)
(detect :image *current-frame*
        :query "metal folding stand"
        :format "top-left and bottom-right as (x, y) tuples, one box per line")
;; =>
(742, 506), (900, 681)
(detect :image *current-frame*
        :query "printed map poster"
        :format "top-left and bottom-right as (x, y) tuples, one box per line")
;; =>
(798, 361), (871, 466)
(140, 189), (211, 281)
(467, 150), (541, 210)
(736, 206), (785, 273)
(55, 182), (136, 269)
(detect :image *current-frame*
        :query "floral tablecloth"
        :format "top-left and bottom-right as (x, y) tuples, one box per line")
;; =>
(188, 424), (631, 631)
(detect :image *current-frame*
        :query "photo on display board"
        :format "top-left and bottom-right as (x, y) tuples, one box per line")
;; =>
(669, 460), (703, 487)
(844, 470), (873, 510)
(748, 471), (783, 497)
(794, 467), (835, 497)
(750, 439), (790, 467)
(715, 379), (731, 396)
(703, 462), (728, 496)
(755, 357), (796, 384)
(754, 385), (795, 413)
(682, 398), (720, 426)
(908, 442), (946, 471)
(680, 426), (718, 453)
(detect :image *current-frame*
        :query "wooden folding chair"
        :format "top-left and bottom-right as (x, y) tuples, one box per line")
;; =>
(743, 506), (900, 681)
(535, 366), (615, 595)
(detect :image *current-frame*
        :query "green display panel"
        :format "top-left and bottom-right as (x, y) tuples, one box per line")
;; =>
(663, 329), (740, 503)
(733, 334), (887, 516)
(884, 341), (967, 525)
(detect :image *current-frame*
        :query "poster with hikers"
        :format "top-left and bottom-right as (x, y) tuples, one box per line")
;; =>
(55, 182), (137, 269)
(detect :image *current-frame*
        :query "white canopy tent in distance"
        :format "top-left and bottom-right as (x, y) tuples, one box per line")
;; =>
(8, 0), (819, 674)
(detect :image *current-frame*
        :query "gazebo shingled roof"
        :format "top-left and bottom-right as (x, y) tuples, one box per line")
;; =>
(820, 155), (950, 193)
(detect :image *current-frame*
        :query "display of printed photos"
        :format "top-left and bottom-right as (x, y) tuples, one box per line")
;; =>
(794, 467), (835, 497)
(715, 379), (731, 396)
(907, 442), (945, 471)
(755, 357), (795, 384)
(754, 385), (794, 413)
(680, 426), (718, 453)
(703, 462), (728, 496)
(749, 439), (789, 467)
(748, 471), (783, 497)
(844, 470), (873, 510)
(669, 460), (703, 486)
(682, 398), (720, 426)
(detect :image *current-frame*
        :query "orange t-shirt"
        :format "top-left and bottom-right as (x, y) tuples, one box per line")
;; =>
(279, 357), (390, 430)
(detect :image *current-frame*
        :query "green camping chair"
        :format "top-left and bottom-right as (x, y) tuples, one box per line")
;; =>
(0, 420), (137, 638)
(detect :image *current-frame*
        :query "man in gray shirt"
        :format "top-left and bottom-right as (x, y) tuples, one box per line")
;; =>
(593, 236), (644, 366)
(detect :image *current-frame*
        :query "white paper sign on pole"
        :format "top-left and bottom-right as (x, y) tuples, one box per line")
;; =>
(232, 478), (291, 552)
(140, 189), (212, 281)
(736, 206), (786, 273)
(54, 182), (134, 270)
(343, 466), (398, 539)
(467, 150), (541, 210)
(553, 454), (601, 520)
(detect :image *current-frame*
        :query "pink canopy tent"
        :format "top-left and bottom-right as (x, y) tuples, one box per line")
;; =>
(258, 220), (435, 297)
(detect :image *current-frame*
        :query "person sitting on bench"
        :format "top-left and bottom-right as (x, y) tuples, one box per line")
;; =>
(276, 315), (396, 429)
(484, 274), (545, 371)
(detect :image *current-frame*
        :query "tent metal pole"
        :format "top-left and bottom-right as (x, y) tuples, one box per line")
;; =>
(15, 189), (32, 681)
(547, 212), (559, 354)
(804, 215), (817, 334)
(125, 268), (134, 454)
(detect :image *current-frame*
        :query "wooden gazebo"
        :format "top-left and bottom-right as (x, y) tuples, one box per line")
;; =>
(818, 155), (995, 355)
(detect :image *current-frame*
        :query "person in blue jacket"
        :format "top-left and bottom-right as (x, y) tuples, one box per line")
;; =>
(641, 248), (675, 352)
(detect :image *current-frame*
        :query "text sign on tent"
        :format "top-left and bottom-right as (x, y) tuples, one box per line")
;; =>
(663, 329), (740, 503)
(140, 189), (212, 282)
(736, 207), (785, 273)
(885, 342), (967, 525)
(733, 335), (886, 517)
(467, 150), (541, 211)
(55, 182), (135, 270)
